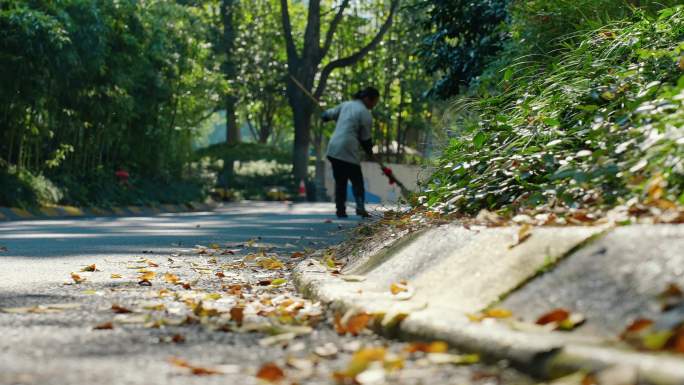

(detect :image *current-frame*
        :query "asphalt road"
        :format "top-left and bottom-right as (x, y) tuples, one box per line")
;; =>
(0, 202), (531, 385)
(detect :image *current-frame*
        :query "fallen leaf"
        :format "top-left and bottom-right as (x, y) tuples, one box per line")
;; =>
(390, 281), (408, 295)
(333, 347), (386, 380)
(257, 258), (285, 270)
(110, 274), (123, 279)
(405, 341), (449, 354)
(291, 251), (305, 259)
(172, 334), (185, 344)
(138, 280), (152, 286)
(81, 264), (98, 272)
(169, 358), (222, 376)
(485, 308), (512, 319)
(111, 304), (133, 314)
(467, 308), (513, 322)
(71, 273), (86, 284)
(621, 318), (654, 339)
(230, 307), (244, 326)
(335, 312), (372, 336)
(314, 342), (339, 357)
(226, 284), (243, 295)
(259, 332), (296, 347)
(536, 309), (570, 325)
(163, 273), (180, 284)
(216, 272), (226, 278)
(270, 278), (287, 287)
(93, 322), (114, 330)
(147, 260), (159, 267)
(509, 224), (532, 249)
(256, 362), (285, 382)
(139, 271), (156, 281)
(659, 283), (683, 311)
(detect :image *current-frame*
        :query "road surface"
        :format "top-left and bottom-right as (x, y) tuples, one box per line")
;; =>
(0, 202), (531, 385)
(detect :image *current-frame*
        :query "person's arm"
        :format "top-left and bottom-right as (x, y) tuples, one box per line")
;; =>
(359, 110), (374, 160)
(321, 105), (342, 122)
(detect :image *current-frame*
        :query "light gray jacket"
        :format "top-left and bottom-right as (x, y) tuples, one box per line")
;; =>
(323, 100), (373, 165)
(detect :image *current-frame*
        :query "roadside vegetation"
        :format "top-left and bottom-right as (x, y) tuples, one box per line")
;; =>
(418, 1), (684, 218)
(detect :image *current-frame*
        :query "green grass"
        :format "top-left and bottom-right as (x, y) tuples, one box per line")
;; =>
(420, 6), (684, 215)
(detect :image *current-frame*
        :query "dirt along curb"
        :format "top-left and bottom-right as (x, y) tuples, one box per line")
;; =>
(0, 201), (219, 221)
(293, 223), (684, 384)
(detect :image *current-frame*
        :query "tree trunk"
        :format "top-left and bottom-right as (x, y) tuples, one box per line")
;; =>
(222, 0), (240, 145)
(291, 97), (312, 183)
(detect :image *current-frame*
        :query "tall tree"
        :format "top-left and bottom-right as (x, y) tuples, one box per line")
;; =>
(279, 0), (400, 183)
(221, 0), (241, 144)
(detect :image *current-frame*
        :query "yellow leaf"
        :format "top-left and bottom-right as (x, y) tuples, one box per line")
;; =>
(163, 273), (180, 284)
(139, 271), (156, 281)
(203, 293), (222, 301)
(110, 274), (123, 279)
(484, 308), (513, 319)
(270, 278), (287, 286)
(390, 281), (409, 295)
(257, 258), (284, 270)
(71, 272), (86, 284)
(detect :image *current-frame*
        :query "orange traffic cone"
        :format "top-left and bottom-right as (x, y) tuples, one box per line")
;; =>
(298, 179), (307, 200)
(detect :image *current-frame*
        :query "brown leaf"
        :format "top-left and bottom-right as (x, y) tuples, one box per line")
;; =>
(81, 264), (98, 272)
(230, 307), (244, 326)
(182, 283), (191, 290)
(226, 284), (242, 296)
(621, 318), (654, 339)
(536, 308), (585, 331)
(147, 260), (159, 267)
(659, 283), (684, 311)
(291, 251), (305, 259)
(138, 279), (152, 286)
(536, 309), (570, 325)
(172, 334), (185, 344)
(215, 272), (225, 279)
(93, 322), (114, 330)
(668, 327), (684, 353)
(335, 312), (372, 336)
(169, 358), (222, 376)
(111, 304), (133, 314)
(256, 362), (285, 382)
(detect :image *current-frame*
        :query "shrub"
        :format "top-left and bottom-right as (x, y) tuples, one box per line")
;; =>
(420, 7), (684, 214)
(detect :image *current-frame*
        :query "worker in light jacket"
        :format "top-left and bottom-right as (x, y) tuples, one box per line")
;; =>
(322, 87), (380, 218)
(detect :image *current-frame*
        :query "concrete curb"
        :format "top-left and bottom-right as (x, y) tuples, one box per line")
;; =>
(293, 224), (684, 384)
(0, 201), (219, 221)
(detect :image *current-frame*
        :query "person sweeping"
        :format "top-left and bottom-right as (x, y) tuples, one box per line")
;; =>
(322, 87), (381, 218)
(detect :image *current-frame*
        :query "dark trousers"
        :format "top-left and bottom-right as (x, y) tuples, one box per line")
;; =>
(328, 156), (365, 213)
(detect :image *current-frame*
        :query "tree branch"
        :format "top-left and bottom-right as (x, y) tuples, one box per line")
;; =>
(314, 0), (400, 99)
(279, 0), (299, 62)
(320, 0), (351, 61)
(303, 0), (321, 61)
